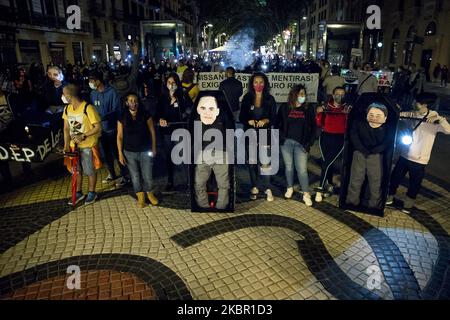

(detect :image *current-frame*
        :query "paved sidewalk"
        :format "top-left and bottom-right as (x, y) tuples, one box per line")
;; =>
(0, 145), (449, 300)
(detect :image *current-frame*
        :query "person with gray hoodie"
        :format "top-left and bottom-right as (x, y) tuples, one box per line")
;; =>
(89, 70), (127, 186)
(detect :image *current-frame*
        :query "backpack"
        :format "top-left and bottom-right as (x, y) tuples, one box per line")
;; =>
(64, 102), (89, 117)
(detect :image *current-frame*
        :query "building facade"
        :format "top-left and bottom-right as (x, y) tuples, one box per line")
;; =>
(301, 0), (384, 65)
(0, 0), (199, 67)
(380, 0), (450, 75)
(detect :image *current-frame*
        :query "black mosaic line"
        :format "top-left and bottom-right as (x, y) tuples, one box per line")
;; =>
(0, 254), (192, 300)
(170, 214), (381, 300)
(406, 208), (450, 299)
(314, 202), (422, 300)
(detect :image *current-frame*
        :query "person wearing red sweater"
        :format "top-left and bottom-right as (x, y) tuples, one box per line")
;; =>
(315, 86), (351, 202)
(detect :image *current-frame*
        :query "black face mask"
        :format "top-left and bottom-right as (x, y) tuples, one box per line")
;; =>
(333, 95), (345, 105)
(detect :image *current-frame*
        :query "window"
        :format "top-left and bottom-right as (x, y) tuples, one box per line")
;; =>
(425, 22), (436, 36)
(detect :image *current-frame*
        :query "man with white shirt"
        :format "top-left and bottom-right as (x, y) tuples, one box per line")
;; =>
(350, 61), (379, 96)
(387, 93), (450, 212)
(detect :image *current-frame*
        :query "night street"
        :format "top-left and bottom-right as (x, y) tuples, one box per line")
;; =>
(0, 0), (449, 310)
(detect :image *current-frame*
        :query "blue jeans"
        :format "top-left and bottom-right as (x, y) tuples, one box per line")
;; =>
(281, 139), (310, 193)
(123, 150), (153, 193)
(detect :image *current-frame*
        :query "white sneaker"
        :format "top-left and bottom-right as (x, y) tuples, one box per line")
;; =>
(303, 194), (313, 207)
(265, 189), (274, 202)
(386, 195), (394, 205)
(102, 174), (116, 184)
(250, 187), (259, 200)
(285, 187), (294, 199)
(315, 192), (323, 203)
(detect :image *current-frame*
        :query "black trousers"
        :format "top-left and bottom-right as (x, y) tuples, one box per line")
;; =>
(99, 132), (127, 179)
(318, 132), (345, 189)
(389, 156), (426, 200)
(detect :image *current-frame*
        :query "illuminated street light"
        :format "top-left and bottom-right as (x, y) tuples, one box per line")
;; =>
(377, 42), (383, 48)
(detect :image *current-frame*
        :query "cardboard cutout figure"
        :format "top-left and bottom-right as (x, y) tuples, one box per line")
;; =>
(345, 103), (389, 209)
(339, 93), (399, 216)
(189, 91), (236, 212)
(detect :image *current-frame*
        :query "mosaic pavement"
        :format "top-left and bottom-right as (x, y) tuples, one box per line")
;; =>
(0, 144), (449, 300)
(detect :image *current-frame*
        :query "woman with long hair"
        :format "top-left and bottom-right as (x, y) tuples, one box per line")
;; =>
(239, 72), (277, 201)
(157, 72), (193, 192)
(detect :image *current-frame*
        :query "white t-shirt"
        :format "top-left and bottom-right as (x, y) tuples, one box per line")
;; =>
(401, 111), (450, 165)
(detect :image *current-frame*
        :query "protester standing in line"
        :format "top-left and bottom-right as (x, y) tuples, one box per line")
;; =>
(240, 72), (277, 202)
(117, 93), (159, 208)
(277, 84), (316, 206)
(157, 72), (193, 192)
(315, 86), (351, 202)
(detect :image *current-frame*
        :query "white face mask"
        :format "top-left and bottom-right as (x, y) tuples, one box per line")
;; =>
(89, 82), (97, 90)
(297, 96), (306, 104)
(61, 95), (69, 104)
(168, 84), (177, 92)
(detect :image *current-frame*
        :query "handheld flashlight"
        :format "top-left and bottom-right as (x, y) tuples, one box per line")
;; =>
(401, 135), (413, 146)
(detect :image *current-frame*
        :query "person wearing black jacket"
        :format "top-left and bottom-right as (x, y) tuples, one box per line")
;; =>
(239, 72), (277, 201)
(219, 67), (243, 121)
(157, 72), (193, 191)
(346, 103), (390, 208)
(277, 84), (316, 206)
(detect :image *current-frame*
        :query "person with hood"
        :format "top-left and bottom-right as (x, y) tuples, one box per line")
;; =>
(110, 42), (140, 101)
(315, 86), (351, 202)
(277, 84), (316, 206)
(89, 70), (127, 186)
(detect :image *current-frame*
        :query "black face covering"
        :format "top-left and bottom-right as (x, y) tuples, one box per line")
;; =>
(333, 95), (345, 105)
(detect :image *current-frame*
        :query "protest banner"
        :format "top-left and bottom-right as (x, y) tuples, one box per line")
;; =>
(196, 72), (320, 103)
